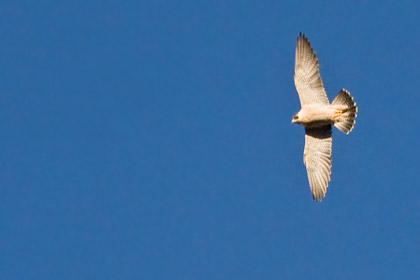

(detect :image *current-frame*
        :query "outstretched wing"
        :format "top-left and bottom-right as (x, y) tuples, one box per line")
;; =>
(304, 125), (332, 201)
(294, 33), (329, 107)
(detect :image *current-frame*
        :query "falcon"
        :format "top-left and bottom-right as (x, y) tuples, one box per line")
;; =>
(292, 33), (357, 201)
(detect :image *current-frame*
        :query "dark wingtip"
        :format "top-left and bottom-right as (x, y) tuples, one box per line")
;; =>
(312, 194), (324, 202)
(298, 32), (306, 40)
(297, 33), (312, 48)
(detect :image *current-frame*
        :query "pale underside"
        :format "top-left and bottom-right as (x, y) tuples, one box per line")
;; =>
(294, 34), (332, 201)
(298, 105), (335, 126)
(304, 126), (332, 201)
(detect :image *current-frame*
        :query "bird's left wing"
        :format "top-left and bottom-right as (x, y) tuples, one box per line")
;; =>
(294, 33), (329, 107)
(304, 125), (332, 201)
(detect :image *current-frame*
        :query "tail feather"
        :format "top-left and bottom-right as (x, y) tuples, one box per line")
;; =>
(331, 89), (357, 134)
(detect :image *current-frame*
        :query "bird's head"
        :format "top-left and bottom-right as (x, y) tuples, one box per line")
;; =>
(291, 113), (300, 123)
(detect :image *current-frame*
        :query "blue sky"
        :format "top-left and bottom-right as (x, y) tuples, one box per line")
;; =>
(1, 1), (420, 279)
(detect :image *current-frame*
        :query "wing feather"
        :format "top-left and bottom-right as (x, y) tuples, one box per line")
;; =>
(304, 126), (332, 201)
(294, 33), (329, 107)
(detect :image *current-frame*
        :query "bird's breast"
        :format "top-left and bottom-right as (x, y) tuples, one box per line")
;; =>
(299, 106), (334, 126)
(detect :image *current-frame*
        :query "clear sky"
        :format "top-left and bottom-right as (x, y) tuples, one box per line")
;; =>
(1, 1), (419, 279)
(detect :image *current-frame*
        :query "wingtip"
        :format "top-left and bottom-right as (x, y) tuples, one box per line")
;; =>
(297, 32), (306, 40)
(312, 193), (325, 202)
(296, 33), (315, 56)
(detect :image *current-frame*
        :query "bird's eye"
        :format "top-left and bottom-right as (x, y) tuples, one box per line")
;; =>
(293, 115), (299, 119)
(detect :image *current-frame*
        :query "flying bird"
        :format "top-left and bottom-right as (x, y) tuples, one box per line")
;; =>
(292, 33), (357, 201)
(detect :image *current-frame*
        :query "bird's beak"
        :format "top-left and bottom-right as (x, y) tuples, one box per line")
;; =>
(291, 118), (297, 123)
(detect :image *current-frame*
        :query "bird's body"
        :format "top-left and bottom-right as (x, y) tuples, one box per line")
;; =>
(292, 33), (357, 201)
(293, 105), (335, 126)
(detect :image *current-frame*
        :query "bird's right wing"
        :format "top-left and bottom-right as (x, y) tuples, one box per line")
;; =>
(304, 125), (332, 201)
(294, 33), (329, 107)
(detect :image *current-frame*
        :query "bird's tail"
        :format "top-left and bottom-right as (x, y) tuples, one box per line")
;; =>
(331, 89), (357, 134)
